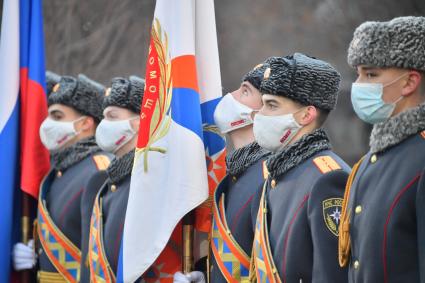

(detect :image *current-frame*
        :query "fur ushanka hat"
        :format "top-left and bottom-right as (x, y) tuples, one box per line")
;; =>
(260, 53), (341, 111)
(348, 16), (425, 72)
(103, 76), (145, 114)
(48, 74), (106, 122)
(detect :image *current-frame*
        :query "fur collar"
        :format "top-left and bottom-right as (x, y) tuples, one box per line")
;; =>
(51, 136), (100, 171)
(225, 142), (270, 176)
(107, 150), (135, 184)
(266, 129), (331, 179)
(370, 102), (425, 153)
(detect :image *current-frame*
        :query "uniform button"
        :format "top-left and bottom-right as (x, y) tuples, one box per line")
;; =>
(355, 205), (362, 214)
(370, 154), (377, 163)
(232, 176), (237, 182)
(354, 260), (360, 269)
(56, 171), (62, 177)
(111, 184), (117, 192)
(271, 179), (276, 189)
(39, 248), (43, 255)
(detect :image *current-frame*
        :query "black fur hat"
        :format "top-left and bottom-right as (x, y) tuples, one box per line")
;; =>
(103, 76), (145, 114)
(260, 53), (341, 111)
(45, 71), (60, 95)
(48, 74), (105, 122)
(242, 60), (272, 90)
(348, 16), (425, 71)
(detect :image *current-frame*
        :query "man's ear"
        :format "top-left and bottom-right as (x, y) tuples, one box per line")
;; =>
(79, 116), (95, 132)
(130, 118), (140, 132)
(402, 71), (422, 97)
(298, 106), (317, 126)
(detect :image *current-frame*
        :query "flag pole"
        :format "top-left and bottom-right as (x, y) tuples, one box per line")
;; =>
(21, 192), (35, 282)
(21, 194), (32, 244)
(182, 211), (195, 274)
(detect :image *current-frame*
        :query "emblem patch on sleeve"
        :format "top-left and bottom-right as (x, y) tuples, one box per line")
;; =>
(322, 198), (343, 236)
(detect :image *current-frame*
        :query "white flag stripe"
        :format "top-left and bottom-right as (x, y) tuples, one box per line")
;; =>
(195, 0), (222, 103)
(123, 123), (208, 282)
(155, 0), (195, 59)
(0, 0), (20, 133)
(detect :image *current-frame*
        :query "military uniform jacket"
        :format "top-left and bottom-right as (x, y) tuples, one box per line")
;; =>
(36, 137), (111, 282)
(345, 104), (425, 283)
(80, 152), (133, 283)
(210, 142), (269, 283)
(252, 129), (350, 283)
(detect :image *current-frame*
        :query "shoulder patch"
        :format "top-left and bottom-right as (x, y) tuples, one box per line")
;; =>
(420, 130), (425, 139)
(262, 161), (269, 180)
(92, 155), (111, 171)
(313, 156), (341, 174)
(323, 198), (343, 236)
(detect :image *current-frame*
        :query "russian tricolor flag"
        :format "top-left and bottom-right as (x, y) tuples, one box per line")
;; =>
(119, 0), (226, 282)
(0, 0), (50, 281)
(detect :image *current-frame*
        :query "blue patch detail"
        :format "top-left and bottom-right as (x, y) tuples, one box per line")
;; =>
(222, 241), (231, 253)
(213, 220), (218, 230)
(170, 88), (203, 142)
(240, 264), (249, 276)
(201, 98), (225, 156)
(65, 251), (73, 261)
(170, 90), (225, 156)
(52, 249), (59, 259)
(99, 265), (105, 278)
(224, 261), (233, 274)
(48, 233), (56, 243)
(213, 237), (219, 249)
(69, 268), (77, 279)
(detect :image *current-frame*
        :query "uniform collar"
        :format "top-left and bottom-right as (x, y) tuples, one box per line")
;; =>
(51, 136), (100, 171)
(106, 150), (134, 184)
(266, 129), (331, 179)
(225, 142), (270, 176)
(370, 102), (425, 154)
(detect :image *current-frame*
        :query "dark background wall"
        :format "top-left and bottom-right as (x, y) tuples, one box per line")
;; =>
(2, 0), (425, 164)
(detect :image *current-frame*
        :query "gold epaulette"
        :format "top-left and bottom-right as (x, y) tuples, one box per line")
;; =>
(313, 155), (341, 174)
(92, 155), (111, 171)
(262, 161), (269, 180)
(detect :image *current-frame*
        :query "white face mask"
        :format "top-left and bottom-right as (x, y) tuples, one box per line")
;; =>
(253, 112), (302, 152)
(213, 93), (257, 134)
(39, 117), (85, 151)
(95, 117), (138, 153)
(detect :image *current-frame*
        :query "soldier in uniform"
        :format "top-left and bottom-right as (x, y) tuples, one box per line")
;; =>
(174, 62), (272, 283)
(13, 73), (112, 283)
(338, 16), (425, 282)
(251, 53), (350, 282)
(80, 76), (182, 283)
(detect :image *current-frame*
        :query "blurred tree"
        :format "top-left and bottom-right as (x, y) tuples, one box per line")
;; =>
(38, 0), (424, 163)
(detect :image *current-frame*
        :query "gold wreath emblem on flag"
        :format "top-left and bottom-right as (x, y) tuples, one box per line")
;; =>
(136, 18), (173, 172)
